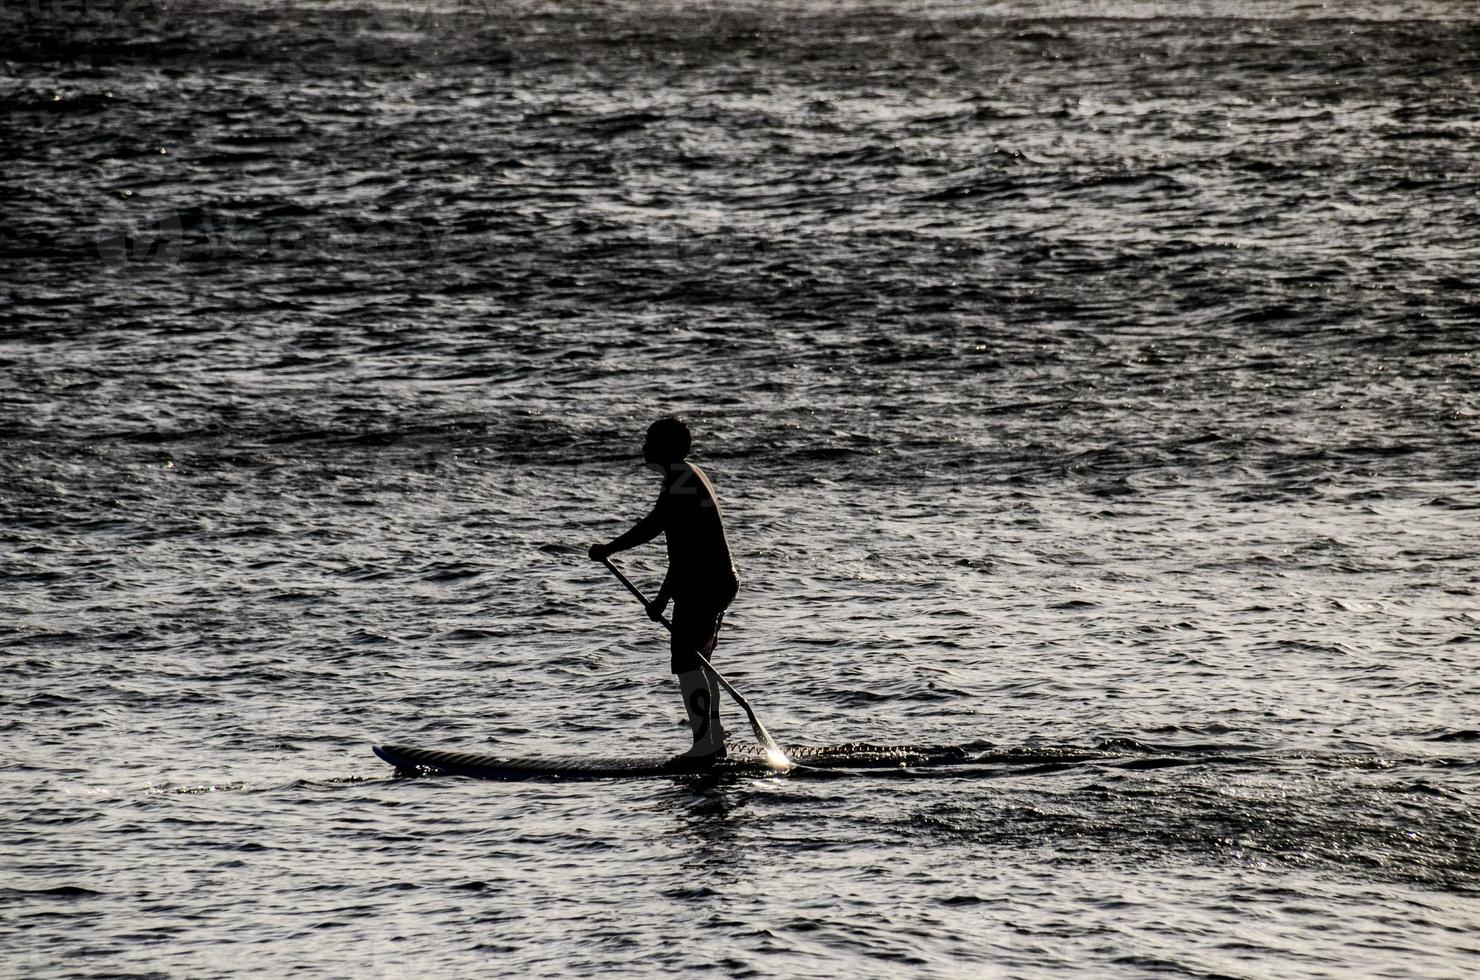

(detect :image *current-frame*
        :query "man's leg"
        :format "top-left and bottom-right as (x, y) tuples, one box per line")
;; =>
(674, 669), (725, 758)
(672, 604), (727, 759)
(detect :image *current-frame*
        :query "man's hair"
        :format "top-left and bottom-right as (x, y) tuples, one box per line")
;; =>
(646, 416), (692, 462)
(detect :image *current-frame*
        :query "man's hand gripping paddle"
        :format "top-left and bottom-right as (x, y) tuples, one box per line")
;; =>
(598, 557), (794, 771)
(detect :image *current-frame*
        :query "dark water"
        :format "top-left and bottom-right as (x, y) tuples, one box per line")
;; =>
(4, 0), (1479, 975)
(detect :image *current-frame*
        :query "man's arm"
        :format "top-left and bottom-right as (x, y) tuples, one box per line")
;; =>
(650, 568), (674, 618)
(589, 495), (671, 623)
(588, 501), (664, 561)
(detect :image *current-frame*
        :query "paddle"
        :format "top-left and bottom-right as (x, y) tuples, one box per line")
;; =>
(598, 556), (793, 770)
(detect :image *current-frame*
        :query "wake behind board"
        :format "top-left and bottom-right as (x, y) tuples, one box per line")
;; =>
(373, 741), (969, 781)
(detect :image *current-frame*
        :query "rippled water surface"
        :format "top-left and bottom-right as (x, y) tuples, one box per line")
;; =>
(3, 1), (1479, 976)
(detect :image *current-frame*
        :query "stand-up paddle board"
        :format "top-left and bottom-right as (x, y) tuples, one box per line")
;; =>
(373, 741), (969, 781)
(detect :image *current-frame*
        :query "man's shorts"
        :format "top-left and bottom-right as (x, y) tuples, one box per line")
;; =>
(669, 583), (738, 674)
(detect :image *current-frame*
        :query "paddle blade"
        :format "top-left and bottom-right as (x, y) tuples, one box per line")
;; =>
(705, 658), (792, 770)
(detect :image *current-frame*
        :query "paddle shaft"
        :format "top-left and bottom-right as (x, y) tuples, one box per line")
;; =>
(599, 557), (789, 763)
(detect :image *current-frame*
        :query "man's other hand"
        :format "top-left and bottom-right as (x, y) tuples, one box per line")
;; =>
(645, 599), (667, 623)
(588, 543), (612, 561)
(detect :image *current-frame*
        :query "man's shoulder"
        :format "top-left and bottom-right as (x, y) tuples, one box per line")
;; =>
(662, 460), (719, 502)
(684, 460), (719, 492)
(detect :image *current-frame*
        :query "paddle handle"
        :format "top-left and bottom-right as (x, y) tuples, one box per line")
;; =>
(600, 557), (672, 631)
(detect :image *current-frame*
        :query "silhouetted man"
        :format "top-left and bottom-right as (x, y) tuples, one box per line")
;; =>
(589, 417), (739, 763)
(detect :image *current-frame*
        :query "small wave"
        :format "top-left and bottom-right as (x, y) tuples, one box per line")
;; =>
(0, 885), (103, 899)
(1428, 730), (1480, 743)
(439, 628), (503, 641)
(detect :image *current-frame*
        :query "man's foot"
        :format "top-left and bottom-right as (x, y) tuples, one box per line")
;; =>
(674, 732), (728, 769)
(669, 745), (728, 770)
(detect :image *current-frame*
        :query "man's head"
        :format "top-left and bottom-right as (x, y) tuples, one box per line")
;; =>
(643, 416), (691, 465)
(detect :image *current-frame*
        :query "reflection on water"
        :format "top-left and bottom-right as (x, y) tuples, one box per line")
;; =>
(3, 0), (1479, 975)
